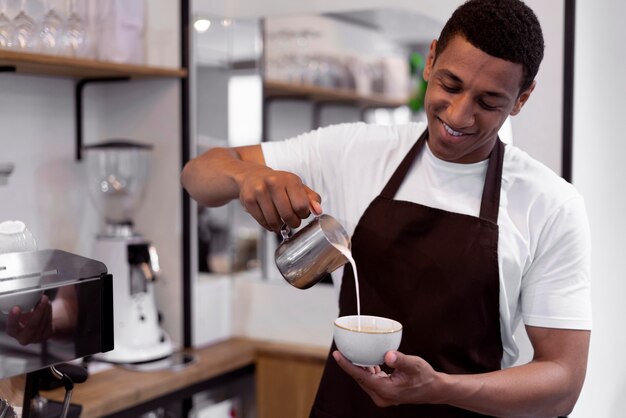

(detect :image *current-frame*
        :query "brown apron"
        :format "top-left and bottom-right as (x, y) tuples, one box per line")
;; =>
(310, 130), (505, 418)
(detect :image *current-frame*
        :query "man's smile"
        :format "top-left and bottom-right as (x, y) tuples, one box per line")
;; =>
(443, 121), (465, 137)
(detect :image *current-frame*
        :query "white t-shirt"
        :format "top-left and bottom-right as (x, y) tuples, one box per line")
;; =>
(261, 121), (592, 367)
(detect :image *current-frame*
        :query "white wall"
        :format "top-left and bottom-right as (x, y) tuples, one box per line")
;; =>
(146, 0), (181, 68)
(1, 75), (102, 253)
(569, 1), (626, 416)
(511, 0), (564, 174)
(97, 79), (183, 344)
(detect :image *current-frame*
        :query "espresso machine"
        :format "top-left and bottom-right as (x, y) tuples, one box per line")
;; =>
(0, 249), (114, 418)
(83, 141), (173, 364)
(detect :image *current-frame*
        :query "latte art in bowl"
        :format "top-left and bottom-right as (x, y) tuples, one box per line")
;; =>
(334, 315), (403, 367)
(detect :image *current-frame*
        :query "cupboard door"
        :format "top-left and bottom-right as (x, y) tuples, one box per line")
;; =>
(256, 353), (325, 418)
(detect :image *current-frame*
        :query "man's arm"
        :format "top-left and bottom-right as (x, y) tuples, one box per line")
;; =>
(334, 326), (590, 418)
(181, 145), (322, 231)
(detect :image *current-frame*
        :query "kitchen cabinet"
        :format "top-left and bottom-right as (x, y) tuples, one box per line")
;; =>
(256, 346), (326, 418)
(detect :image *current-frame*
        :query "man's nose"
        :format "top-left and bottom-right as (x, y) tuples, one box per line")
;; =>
(447, 94), (475, 128)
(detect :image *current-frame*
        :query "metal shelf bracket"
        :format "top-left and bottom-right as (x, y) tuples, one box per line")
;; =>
(75, 77), (130, 160)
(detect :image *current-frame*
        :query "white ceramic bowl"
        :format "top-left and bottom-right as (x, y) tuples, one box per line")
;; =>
(0, 220), (37, 254)
(334, 315), (403, 367)
(0, 220), (41, 313)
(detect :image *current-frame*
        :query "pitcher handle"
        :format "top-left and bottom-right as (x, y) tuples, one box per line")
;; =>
(279, 223), (291, 241)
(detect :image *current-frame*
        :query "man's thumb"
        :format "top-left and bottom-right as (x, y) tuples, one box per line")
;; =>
(385, 351), (403, 368)
(305, 187), (323, 215)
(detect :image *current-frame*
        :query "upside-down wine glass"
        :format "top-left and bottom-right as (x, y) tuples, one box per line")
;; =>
(12, 0), (37, 51)
(64, 0), (88, 57)
(0, 0), (15, 49)
(38, 0), (66, 55)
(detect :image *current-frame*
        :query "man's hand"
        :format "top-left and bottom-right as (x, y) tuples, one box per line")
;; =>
(236, 165), (322, 232)
(181, 145), (322, 233)
(6, 295), (54, 345)
(333, 327), (590, 417)
(332, 350), (448, 407)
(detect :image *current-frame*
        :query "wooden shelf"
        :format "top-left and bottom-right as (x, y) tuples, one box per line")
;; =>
(264, 79), (408, 108)
(0, 49), (187, 79)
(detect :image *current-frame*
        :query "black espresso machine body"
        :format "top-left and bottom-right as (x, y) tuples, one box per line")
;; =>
(0, 249), (114, 416)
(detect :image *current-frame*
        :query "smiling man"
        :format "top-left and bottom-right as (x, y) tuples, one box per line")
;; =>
(181, 0), (592, 417)
(424, 35), (534, 164)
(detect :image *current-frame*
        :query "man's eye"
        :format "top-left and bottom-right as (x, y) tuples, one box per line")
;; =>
(441, 83), (460, 93)
(479, 101), (499, 111)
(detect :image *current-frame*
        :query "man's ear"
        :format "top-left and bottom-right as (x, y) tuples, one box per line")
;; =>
(510, 80), (536, 116)
(423, 39), (438, 82)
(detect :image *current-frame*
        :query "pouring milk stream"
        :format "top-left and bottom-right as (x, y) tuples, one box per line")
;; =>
(274, 214), (362, 329)
(332, 243), (361, 330)
(276, 214), (405, 367)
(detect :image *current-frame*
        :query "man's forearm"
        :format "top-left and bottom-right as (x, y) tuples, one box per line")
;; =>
(181, 147), (253, 207)
(442, 360), (582, 417)
(335, 329), (589, 417)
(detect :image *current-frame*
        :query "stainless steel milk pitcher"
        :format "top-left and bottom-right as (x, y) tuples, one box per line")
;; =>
(275, 214), (350, 289)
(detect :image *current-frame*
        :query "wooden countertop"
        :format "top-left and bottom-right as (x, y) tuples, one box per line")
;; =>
(41, 338), (329, 417)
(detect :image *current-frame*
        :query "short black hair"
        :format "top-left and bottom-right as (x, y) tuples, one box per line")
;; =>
(436, 0), (544, 93)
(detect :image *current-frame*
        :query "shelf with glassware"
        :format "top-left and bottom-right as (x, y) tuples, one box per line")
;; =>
(263, 78), (408, 108)
(0, 49), (187, 79)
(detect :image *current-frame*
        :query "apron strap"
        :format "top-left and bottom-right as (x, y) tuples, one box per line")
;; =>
(380, 128), (506, 224)
(380, 129), (428, 199)
(479, 138), (505, 224)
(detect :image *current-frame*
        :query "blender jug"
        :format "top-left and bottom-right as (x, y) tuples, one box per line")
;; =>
(83, 140), (152, 235)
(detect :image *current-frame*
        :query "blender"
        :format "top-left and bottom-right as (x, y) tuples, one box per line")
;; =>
(83, 140), (173, 363)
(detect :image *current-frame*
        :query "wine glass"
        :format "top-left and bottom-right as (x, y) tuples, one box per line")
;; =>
(12, 0), (37, 51)
(0, 0), (15, 49)
(63, 0), (88, 57)
(38, 0), (66, 55)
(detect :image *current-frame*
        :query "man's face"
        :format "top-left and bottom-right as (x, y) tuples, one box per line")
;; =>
(423, 35), (535, 163)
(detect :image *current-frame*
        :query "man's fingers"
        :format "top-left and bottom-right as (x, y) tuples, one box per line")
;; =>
(305, 187), (323, 215)
(6, 307), (23, 337)
(239, 171), (322, 231)
(243, 200), (273, 231)
(333, 351), (387, 380)
(333, 351), (393, 407)
(276, 189), (304, 229)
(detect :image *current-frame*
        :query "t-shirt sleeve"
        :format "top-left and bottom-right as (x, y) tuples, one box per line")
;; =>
(260, 123), (367, 211)
(520, 195), (592, 330)
(260, 127), (325, 189)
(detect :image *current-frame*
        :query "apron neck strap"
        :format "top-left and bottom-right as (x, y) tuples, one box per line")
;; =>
(380, 129), (427, 199)
(380, 129), (506, 224)
(479, 138), (505, 224)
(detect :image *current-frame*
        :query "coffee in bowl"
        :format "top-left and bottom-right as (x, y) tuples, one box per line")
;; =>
(334, 315), (402, 367)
